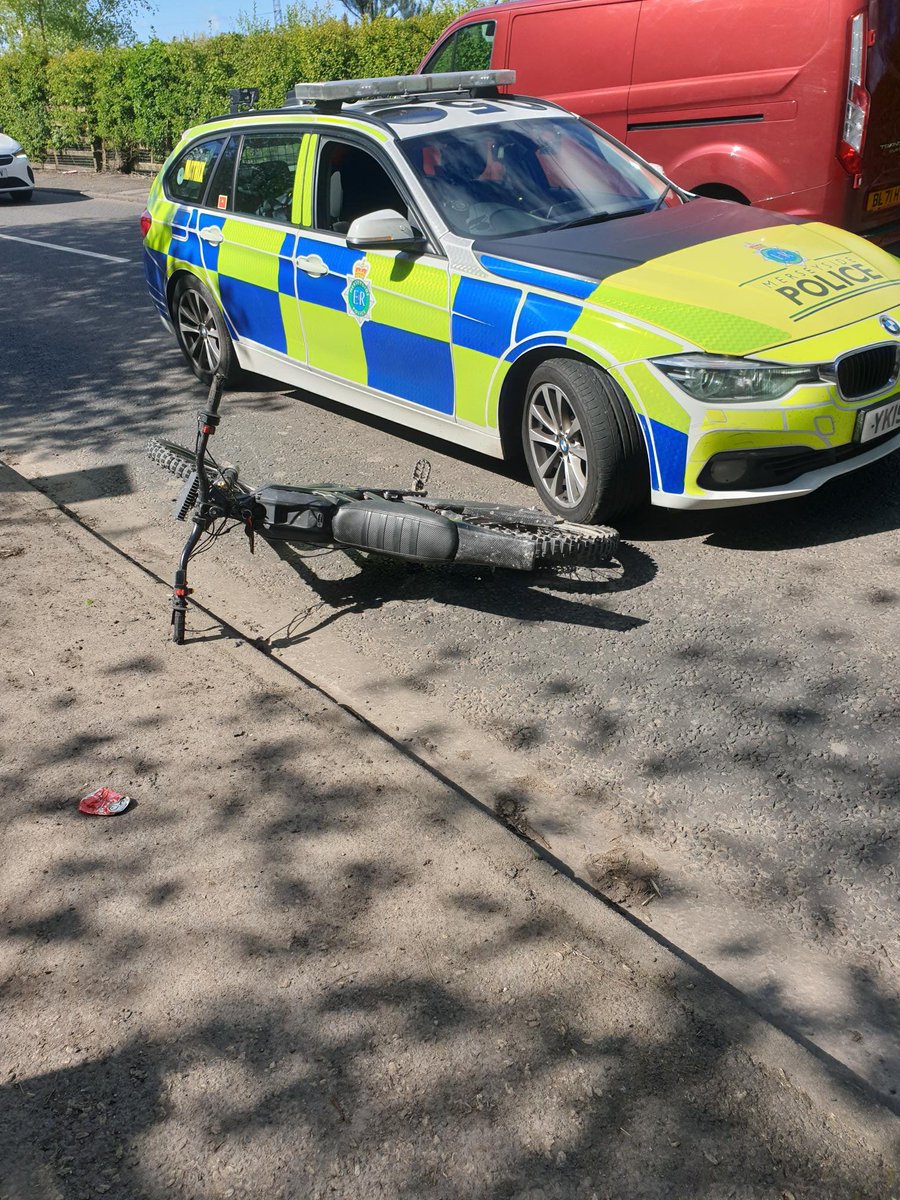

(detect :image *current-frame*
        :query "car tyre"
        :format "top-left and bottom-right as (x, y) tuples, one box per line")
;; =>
(522, 357), (649, 523)
(171, 274), (239, 387)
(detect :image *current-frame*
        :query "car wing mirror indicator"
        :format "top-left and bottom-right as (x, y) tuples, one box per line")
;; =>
(346, 209), (425, 251)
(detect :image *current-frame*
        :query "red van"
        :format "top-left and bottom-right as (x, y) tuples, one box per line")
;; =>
(420, 0), (900, 245)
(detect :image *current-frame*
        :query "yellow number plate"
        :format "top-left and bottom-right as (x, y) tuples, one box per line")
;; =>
(866, 184), (900, 213)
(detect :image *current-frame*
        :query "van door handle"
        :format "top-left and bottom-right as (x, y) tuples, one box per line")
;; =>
(294, 253), (328, 278)
(199, 226), (224, 245)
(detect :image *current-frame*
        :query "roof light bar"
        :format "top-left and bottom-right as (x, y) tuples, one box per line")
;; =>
(286, 70), (516, 107)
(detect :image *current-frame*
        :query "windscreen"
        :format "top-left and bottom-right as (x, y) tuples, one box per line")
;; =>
(401, 117), (669, 238)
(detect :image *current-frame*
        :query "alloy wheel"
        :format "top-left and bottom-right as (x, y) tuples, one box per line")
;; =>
(526, 382), (589, 510)
(177, 288), (221, 375)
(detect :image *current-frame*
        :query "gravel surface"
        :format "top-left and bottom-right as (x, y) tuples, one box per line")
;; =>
(2, 172), (899, 1103)
(1, 462), (898, 1200)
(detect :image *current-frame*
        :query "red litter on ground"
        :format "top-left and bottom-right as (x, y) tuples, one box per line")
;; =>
(78, 787), (131, 816)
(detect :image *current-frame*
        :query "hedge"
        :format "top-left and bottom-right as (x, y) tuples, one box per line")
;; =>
(0, 7), (464, 164)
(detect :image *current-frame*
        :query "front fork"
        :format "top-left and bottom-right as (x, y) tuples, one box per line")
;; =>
(170, 373), (224, 644)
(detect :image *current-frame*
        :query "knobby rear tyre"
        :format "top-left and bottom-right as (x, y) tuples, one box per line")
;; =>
(453, 513), (618, 571)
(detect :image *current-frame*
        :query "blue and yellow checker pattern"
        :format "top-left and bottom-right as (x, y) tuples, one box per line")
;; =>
(143, 108), (900, 511)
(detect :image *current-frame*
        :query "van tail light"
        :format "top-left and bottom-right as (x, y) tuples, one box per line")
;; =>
(140, 209), (152, 239)
(837, 11), (870, 183)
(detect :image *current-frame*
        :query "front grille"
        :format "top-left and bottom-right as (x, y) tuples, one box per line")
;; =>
(837, 344), (899, 399)
(0, 154), (12, 166)
(0, 175), (27, 189)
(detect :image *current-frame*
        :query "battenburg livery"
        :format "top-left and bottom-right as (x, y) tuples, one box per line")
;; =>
(141, 71), (900, 523)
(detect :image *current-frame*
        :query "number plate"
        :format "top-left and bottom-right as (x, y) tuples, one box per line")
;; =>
(866, 184), (900, 213)
(855, 395), (900, 442)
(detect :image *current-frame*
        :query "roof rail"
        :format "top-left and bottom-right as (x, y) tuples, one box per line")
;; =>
(284, 70), (516, 110)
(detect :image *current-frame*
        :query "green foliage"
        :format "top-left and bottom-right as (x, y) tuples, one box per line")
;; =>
(0, 5), (466, 161)
(0, 0), (148, 54)
(0, 44), (49, 153)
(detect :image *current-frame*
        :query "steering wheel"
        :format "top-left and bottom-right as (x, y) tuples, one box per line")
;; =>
(528, 198), (583, 222)
(465, 202), (522, 234)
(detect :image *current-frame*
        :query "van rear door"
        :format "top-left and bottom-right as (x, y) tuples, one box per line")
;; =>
(855, 0), (900, 237)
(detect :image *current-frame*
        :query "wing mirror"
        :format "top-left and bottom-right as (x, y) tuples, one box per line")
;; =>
(346, 209), (425, 251)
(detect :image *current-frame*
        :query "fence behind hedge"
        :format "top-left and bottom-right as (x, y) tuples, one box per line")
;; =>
(0, 8), (463, 170)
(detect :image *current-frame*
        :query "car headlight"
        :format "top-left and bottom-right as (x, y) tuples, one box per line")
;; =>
(652, 354), (821, 402)
(14, 150), (27, 160)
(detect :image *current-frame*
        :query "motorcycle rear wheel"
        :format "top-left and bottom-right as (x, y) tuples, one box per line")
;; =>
(450, 510), (618, 570)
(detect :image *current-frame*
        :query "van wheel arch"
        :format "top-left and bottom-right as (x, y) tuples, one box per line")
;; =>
(690, 183), (750, 205)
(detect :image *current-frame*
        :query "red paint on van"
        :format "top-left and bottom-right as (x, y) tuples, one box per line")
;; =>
(420, 0), (900, 244)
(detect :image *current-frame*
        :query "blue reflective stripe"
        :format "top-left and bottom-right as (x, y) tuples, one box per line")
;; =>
(648, 418), (687, 493)
(296, 272), (345, 311)
(278, 231), (297, 295)
(362, 324), (455, 413)
(143, 247), (168, 306)
(637, 415), (660, 491)
(479, 254), (596, 300)
(171, 205), (194, 233)
(296, 237), (360, 275)
(170, 208), (203, 267)
(295, 237), (362, 311)
(452, 277), (521, 357)
(515, 294), (581, 344)
(197, 213), (227, 272)
(218, 277), (287, 353)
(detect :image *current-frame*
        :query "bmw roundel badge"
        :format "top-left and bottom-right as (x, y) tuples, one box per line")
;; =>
(879, 313), (900, 336)
(759, 246), (804, 265)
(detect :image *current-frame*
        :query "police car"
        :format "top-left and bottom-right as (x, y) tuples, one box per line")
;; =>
(141, 71), (900, 523)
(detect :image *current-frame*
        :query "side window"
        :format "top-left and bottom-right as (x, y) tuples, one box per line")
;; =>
(165, 138), (225, 205)
(205, 136), (239, 212)
(425, 33), (458, 74)
(315, 140), (408, 235)
(454, 22), (495, 71)
(233, 132), (304, 224)
(423, 22), (495, 73)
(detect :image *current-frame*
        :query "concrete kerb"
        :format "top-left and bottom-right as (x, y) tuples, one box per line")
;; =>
(2, 456), (897, 1165)
(32, 166), (153, 203)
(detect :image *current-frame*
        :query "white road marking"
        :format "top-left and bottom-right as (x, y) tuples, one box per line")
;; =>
(0, 232), (129, 264)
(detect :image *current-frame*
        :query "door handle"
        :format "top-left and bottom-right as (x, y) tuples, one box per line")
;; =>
(199, 226), (225, 245)
(294, 253), (328, 278)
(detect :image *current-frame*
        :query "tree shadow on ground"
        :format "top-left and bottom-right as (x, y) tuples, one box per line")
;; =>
(1, 457), (897, 1199)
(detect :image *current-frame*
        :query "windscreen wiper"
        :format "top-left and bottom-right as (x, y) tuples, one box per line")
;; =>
(553, 208), (639, 231)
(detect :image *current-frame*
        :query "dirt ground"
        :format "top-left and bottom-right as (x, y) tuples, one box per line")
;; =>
(1, 462), (897, 1198)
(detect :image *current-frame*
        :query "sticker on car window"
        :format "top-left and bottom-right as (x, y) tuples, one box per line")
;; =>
(343, 259), (375, 324)
(182, 159), (207, 184)
(217, 194), (228, 210)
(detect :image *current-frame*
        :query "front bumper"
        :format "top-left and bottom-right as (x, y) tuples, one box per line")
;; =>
(655, 426), (900, 508)
(0, 156), (33, 193)
(618, 308), (900, 509)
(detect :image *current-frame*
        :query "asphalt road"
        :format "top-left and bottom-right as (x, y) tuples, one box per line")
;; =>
(2, 174), (899, 1108)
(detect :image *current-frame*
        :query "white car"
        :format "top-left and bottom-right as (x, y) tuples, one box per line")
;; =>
(0, 133), (34, 203)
